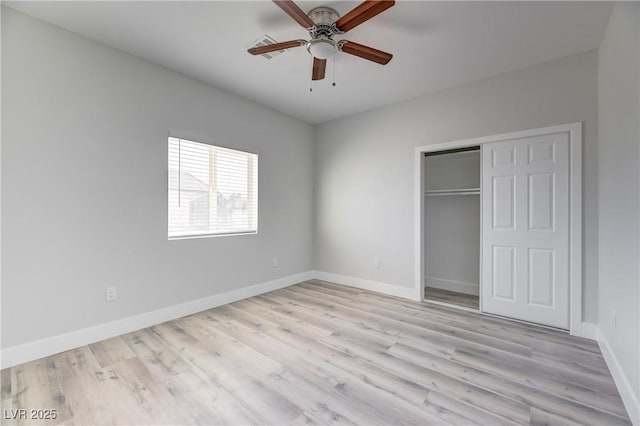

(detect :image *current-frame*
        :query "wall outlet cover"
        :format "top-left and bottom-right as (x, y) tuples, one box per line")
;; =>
(106, 286), (118, 302)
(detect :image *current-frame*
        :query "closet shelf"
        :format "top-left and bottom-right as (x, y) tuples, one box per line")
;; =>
(424, 188), (480, 196)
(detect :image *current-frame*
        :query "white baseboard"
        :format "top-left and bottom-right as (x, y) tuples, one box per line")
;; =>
(425, 276), (479, 296)
(559, 322), (637, 424)
(597, 329), (640, 426)
(312, 270), (419, 301)
(0, 271), (314, 369)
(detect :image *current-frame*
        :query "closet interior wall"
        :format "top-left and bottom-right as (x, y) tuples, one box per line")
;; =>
(424, 149), (481, 300)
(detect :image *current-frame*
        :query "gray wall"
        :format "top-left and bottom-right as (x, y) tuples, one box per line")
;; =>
(597, 1), (640, 404)
(315, 50), (600, 322)
(1, 9), (315, 349)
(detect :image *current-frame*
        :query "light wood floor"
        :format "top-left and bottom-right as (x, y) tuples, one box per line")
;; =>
(1, 280), (631, 425)
(425, 287), (480, 310)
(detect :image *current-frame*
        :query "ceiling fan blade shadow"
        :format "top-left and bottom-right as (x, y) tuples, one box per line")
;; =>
(312, 58), (327, 80)
(335, 1), (395, 33)
(248, 40), (305, 55)
(340, 40), (393, 65)
(273, 0), (315, 29)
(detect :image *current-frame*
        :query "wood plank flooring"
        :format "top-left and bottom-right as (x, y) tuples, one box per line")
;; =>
(425, 287), (480, 310)
(1, 280), (631, 425)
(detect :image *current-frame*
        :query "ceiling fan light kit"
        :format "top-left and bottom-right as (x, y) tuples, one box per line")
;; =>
(248, 0), (395, 83)
(307, 38), (337, 60)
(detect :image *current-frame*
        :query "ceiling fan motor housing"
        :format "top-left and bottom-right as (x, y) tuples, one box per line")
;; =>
(306, 6), (342, 59)
(307, 6), (343, 37)
(307, 6), (340, 27)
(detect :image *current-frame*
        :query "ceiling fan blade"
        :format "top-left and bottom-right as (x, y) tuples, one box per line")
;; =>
(248, 40), (305, 55)
(273, 0), (316, 29)
(340, 40), (393, 65)
(312, 58), (327, 81)
(334, 0), (395, 33)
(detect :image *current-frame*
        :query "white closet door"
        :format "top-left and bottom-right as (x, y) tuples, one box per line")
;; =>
(481, 132), (569, 329)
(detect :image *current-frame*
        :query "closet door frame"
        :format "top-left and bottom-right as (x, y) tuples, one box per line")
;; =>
(414, 122), (583, 336)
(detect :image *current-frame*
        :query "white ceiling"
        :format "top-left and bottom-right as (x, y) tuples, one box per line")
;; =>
(6, 1), (612, 124)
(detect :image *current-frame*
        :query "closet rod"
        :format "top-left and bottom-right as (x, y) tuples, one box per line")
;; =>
(424, 146), (480, 157)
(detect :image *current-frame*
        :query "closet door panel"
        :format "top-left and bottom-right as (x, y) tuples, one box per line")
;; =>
(492, 245), (516, 300)
(528, 173), (555, 230)
(482, 132), (569, 329)
(492, 176), (516, 229)
(528, 248), (555, 307)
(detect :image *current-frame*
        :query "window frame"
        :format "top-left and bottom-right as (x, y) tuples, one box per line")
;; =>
(167, 136), (258, 240)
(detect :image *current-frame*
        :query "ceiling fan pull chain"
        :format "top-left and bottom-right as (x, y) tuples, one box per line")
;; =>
(332, 56), (336, 87)
(310, 53), (314, 92)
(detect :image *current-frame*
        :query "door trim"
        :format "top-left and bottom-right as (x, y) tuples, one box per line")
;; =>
(414, 123), (583, 336)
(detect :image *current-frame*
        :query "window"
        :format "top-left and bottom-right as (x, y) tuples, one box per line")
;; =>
(168, 137), (258, 239)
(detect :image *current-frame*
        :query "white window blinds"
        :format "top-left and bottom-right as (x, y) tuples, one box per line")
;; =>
(168, 137), (258, 239)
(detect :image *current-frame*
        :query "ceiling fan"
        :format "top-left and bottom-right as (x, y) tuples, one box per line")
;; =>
(248, 0), (395, 81)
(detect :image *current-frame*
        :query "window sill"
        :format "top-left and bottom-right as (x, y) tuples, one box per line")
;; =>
(168, 231), (257, 240)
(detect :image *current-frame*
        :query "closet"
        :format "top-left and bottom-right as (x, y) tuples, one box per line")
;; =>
(424, 147), (481, 310)
(418, 123), (580, 331)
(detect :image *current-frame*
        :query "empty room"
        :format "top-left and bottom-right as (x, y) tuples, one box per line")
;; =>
(1, 1), (638, 425)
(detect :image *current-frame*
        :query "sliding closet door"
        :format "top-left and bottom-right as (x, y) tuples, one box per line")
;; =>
(482, 132), (569, 329)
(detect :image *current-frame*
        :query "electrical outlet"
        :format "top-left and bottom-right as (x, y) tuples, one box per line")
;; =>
(612, 310), (617, 327)
(272, 257), (279, 268)
(106, 286), (118, 302)
(373, 257), (380, 269)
